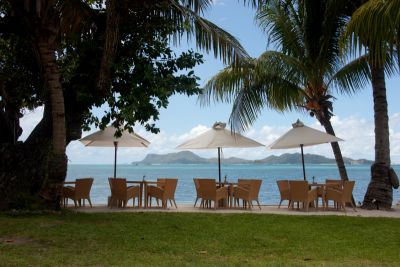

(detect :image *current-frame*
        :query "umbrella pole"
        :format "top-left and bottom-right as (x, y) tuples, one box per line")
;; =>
(113, 141), (118, 178)
(218, 147), (221, 184)
(300, 144), (306, 181)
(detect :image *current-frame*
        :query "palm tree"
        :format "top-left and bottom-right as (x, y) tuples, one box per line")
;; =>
(6, 0), (253, 207)
(201, 0), (371, 182)
(341, 0), (400, 209)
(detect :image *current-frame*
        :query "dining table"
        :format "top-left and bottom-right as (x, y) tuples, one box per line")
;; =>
(309, 182), (342, 210)
(216, 182), (238, 208)
(126, 180), (157, 208)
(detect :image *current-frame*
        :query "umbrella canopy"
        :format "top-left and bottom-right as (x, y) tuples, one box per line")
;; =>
(268, 120), (343, 180)
(177, 122), (264, 182)
(80, 126), (150, 178)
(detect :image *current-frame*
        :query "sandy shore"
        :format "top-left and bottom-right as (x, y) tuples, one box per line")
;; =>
(67, 203), (400, 218)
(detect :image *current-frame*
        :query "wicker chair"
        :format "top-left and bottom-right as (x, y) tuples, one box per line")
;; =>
(233, 179), (262, 209)
(62, 178), (94, 208)
(197, 179), (228, 209)
(288, 180), (317, 212)
(276, 180), (291, 208)
(325, 181), (356, 212)
(109, 178), (140, 208)
(323, 179), (343, 209)
(193, 178), (203, 207)
(147, 178), (178, 209)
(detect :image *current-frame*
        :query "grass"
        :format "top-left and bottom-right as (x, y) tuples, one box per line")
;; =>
(0, 211), (399, 266)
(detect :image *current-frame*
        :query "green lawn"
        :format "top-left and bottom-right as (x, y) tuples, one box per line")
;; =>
(0, 212), (399, 266)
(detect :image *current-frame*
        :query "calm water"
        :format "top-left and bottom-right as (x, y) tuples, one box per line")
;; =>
(66, 164), (400, 205)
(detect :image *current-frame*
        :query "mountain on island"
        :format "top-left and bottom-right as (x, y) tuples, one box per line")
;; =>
(133, 151), (372, 165)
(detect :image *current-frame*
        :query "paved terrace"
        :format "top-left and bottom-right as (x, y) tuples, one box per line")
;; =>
(68, 203), (400, 218)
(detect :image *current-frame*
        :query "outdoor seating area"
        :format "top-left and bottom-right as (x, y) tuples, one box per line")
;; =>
(276, 179), (357, 212)
(62, 177), (356, 213)
(62, 178), (94, 208)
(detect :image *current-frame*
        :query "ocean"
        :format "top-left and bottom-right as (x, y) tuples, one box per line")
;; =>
(66, 164), (400, 205)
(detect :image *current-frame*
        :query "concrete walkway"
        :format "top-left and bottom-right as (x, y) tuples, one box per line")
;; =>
(68, 203), (400, 218)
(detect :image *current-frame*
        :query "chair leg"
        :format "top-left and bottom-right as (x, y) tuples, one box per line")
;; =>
(287, 200), (291, 209)
(73, 200), (78, 208)
(173, 199), (178, 208)
(88, 198), (92, 208)
(256, 200), (261, 210)
(194, 197), (198, 207)
(278, 200), (282, 208)
(350, 201), (356, 212)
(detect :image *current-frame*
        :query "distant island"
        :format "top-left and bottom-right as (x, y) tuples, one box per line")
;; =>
(132, 151), (372, 165)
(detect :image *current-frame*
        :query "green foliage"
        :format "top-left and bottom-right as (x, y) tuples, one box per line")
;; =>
(341, 0), (400, 67)
(0, 1), (207, 139)
(0, 212), (399, 266)
(201, 0), (370, 132)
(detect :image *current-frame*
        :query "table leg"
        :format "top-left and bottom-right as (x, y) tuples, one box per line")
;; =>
(144, 182), (148, 208)
(229, 184), (234, 208)
(139, 183), (143, 208)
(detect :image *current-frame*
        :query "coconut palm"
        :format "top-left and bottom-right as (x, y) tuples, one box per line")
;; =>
(201, 0), (371, 181)
(6, 0), (252, 207)
(341, 0), (400, 209)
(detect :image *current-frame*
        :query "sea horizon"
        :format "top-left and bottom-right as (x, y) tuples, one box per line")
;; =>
(66, 163), (400, 206)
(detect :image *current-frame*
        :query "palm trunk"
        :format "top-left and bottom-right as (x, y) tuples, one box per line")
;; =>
(37, 38), (67, 209)
(362, 64), (392, 210)
(316, 115), (349, 181)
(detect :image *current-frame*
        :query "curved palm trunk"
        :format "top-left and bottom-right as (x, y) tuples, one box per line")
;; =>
(37, 38), (67, 209)
(316, 115), (349, 181)
(362, 64), (392, 210)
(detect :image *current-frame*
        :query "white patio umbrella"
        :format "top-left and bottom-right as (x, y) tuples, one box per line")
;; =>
(268, 120), (343, 180)
(176, 122), (264, 183)
(79, 126), (150, 178)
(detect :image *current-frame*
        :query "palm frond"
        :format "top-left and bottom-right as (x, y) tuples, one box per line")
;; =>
(229, 74), (303, 132)
(200, 58), (255, 105)
(178, 0), (211, 14)
(200, 49), (304, 132)
(167, 1), (250, 64)
(59, 0), (93, 35)
(257, 1), (304, 57)
(328, 55), (370, 95)
(341, 0), (400, 66)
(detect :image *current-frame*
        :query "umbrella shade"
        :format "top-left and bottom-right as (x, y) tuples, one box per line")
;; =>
(79, 126), (150, 178)
(177, 123), (264, 149)
(80, 126), (150, 147)
(268, 120), (344, 180)
(176, 122), (264, 182)
(268, 121), (343, 149)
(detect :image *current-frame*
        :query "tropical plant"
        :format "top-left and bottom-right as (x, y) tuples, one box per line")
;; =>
(341, 0), (400, 209)
(0, 0), (251, 209)
(200, 0), (371, 182)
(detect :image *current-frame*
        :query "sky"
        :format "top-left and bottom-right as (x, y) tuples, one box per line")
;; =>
(20, 1), (400, 164)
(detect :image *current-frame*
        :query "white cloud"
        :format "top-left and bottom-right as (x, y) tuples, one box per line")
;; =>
(212, 0), (226, 6)
(19, 106), (44, 141)
(17, 108), (400, 164)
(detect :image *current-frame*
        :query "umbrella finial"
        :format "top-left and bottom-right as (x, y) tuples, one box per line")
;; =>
(213, 122), (226, 130)
(292, 119), (304, 128)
